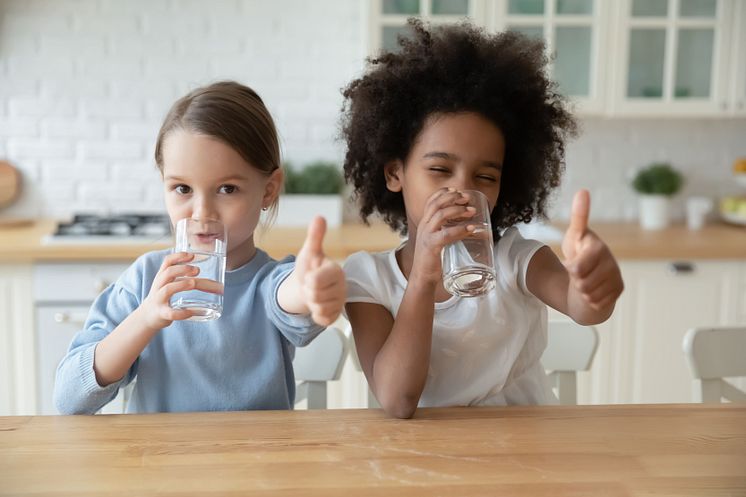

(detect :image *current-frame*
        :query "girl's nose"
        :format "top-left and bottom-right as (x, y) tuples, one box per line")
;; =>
(191, 197), (218, 221)
(450, 180), (475, 192)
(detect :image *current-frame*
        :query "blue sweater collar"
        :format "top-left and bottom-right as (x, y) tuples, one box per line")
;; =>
(225, 249), (271, 286)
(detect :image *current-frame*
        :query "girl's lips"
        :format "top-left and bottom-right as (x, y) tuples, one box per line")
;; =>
(195, 233), (219, 244)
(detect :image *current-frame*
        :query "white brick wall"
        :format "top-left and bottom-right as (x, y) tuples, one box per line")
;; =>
(0, 0), (745, 222)
(0, 0), (366, 219)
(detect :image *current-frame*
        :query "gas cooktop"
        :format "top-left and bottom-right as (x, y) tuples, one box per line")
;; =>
(43, 213), (172, 244)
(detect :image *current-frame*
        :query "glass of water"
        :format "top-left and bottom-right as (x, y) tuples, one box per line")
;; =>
(442, 190), (496, 297)
(170, 218), (227, 321)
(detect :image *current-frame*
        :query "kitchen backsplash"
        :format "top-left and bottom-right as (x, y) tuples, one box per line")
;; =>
(1, 0), (745, 223)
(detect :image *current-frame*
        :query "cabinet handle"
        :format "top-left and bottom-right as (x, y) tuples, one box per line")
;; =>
(54, 312), (88, 326)
(668, 261), (695, 274)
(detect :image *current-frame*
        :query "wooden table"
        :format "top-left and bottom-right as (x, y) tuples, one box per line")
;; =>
(1, 404), (744, 496)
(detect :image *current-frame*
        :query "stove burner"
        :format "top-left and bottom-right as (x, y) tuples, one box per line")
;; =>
(52, 213), (172, 238)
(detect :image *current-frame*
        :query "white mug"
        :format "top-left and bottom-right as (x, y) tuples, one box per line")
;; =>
(686, 197), (713, 230)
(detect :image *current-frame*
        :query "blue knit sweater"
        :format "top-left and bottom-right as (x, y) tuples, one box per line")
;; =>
(54, 248), (323, 414)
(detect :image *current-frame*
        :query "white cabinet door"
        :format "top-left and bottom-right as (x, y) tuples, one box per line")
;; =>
(550, 259), (744, 405)
(36, 305), (88, 415)
(620, 260), (742, 403)
(0, 264), (34, 416)
(34, 262), (131, 415)
(611, 0), (734, 116)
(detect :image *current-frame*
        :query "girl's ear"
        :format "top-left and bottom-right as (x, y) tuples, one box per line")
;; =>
(384, 160), (404, 192)
(263, 168), (284, 208)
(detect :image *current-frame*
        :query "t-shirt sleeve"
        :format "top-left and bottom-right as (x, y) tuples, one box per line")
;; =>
(342, 251), (384, 305)
(495, 227), (547, 297)
(53, 266), (143, 415)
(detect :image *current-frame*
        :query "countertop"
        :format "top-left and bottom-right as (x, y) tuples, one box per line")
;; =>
(0, 219), (744, 262)
(1, 404), (744, 496)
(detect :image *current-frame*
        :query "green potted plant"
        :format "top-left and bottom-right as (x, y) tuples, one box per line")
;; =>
(631, 163), (684, 230)
(276, 161), (345, 227)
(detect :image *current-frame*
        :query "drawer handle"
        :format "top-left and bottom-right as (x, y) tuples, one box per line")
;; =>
(668, 261), (695, 274)
(54, 312), (88, 326)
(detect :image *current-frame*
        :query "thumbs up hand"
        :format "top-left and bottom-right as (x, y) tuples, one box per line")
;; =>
(279, 216), (346, 326)
(562, 190), (623, 313)
(295, 215), (328, 283)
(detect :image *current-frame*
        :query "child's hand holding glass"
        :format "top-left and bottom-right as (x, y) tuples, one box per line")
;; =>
(139, 251), (225, 331)
(411, 188), (477, 286)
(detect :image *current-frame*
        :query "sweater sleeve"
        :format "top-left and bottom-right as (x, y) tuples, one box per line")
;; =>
(262, 258), (325, 348)
(53, 281), (141, 415)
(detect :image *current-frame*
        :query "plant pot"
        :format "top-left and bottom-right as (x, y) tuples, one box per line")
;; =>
(638, 194), (670, 230)
(275, 194), (343, 228)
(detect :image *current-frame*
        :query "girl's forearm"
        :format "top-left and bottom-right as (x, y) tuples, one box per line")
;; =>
(93, 307), (159, 386)
(373, 275), (437, 418)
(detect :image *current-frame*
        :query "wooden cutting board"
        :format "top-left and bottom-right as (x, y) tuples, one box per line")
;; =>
(0, 160), (33, 227)
(0, 160), (21, 207)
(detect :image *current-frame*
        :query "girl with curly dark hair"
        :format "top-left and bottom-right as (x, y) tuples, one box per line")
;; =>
(341, 20), (623, 418)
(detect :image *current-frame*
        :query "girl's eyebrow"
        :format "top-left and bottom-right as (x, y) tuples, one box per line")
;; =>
(422, 151), (457, 161)
(422, 151), (503, 170)
(164, 175), (249, 182)
(214, 175), (249, 182)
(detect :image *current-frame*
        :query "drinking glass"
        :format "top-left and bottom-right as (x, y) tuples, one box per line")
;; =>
(442, 190), (496, 297)
(170, 218), (227, 321)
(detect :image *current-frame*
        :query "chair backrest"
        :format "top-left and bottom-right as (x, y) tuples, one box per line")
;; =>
(345, 324), (381, 408)
(683, 326), (746, 403)
(541, 321), (599, 405)
(293, 326), (347, 409)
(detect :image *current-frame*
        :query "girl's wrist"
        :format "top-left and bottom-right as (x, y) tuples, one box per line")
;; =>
(133, 306), (165, 336)
(407, 270), (439, 293)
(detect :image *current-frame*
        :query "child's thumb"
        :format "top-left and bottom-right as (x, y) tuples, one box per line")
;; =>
(568, 189), (591, 236)
(301, 216), (327, 265)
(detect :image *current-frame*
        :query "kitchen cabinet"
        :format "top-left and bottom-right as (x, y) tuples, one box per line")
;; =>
(33, 262), (131, 415)
(611, 0), (735, 116)
(0, 264), (35, 416)
(368, 0), (745, 117)
(555, 260), (746, 405)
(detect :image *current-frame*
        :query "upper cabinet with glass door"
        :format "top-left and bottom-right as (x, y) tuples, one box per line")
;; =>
(489, 0), (608, 115)
(369, 0), (488, 54)
(612, 0), (734, 116)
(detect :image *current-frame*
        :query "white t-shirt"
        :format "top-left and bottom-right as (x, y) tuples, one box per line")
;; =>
(343, 226), (557, 407)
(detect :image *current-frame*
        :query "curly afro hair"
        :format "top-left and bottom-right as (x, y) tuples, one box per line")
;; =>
(340, 19), (577, 235)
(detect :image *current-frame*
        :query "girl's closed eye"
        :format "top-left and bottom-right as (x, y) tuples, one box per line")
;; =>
(477, 174), (498, 182)
(428, 166), (450, 174)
